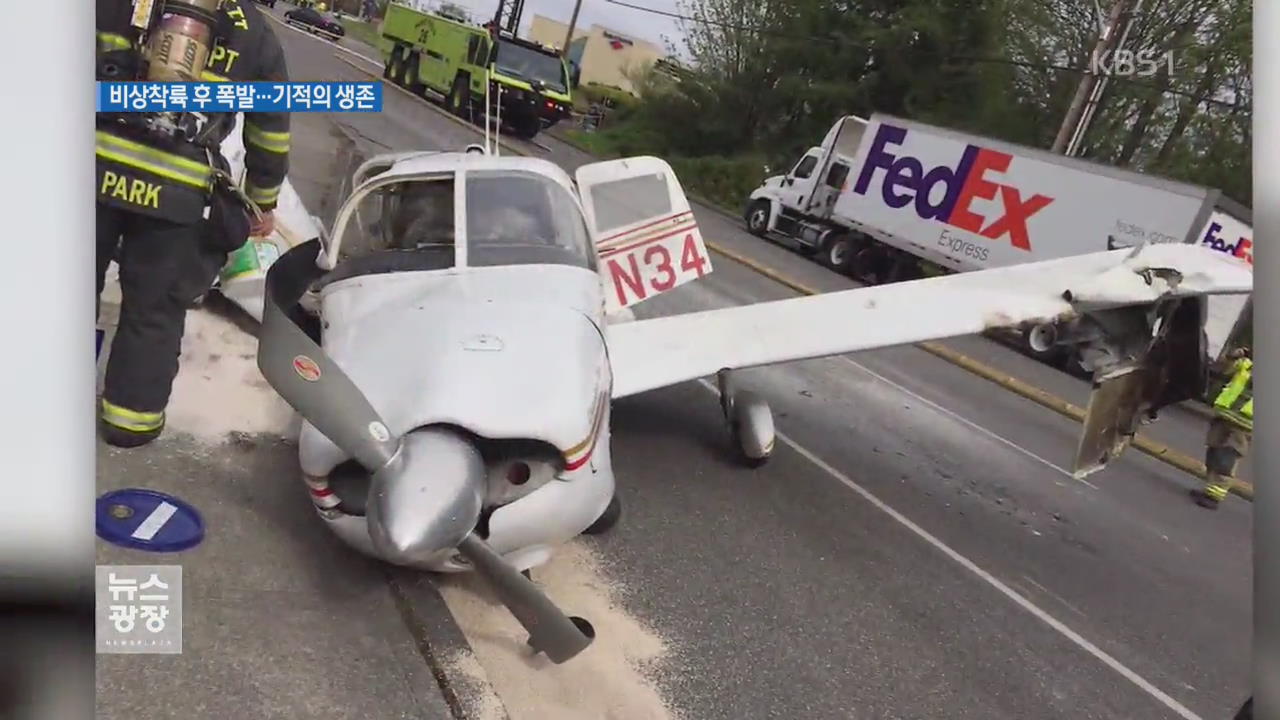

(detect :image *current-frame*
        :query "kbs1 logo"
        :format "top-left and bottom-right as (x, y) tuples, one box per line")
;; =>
(851, 123), (1054, 254)
(1201, 221), (1252, 265)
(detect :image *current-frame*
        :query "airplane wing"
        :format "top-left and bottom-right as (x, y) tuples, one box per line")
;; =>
(606, 242), (1252, 400)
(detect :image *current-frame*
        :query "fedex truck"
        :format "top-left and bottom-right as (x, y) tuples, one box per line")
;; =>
(744, 114), (1254, 366)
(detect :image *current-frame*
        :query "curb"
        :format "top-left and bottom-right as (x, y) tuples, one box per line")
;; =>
(340, 55), (1253, 502)
(387, 570), (513, 720)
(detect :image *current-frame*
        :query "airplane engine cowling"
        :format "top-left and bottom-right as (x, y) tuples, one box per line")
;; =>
(366, 426), (486, 564)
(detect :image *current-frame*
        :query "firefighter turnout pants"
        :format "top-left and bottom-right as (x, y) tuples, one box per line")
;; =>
(1202, 416), (1251, 502)
(96, 204), (227, 443)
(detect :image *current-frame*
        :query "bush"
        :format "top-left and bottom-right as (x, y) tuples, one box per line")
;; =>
(563, 119), (769, 214)
(667, 155), (770, 213)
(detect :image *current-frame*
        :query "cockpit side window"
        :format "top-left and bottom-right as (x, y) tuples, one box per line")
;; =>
(464, 170), (596, 271)
(323, 175), (458, 285)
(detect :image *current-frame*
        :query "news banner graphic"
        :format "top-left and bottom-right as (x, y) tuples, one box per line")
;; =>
(96, 565), (183, 654)
(96, 81), (383, 112)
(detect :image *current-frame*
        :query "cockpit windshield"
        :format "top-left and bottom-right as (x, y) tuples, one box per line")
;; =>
(326, 175), (457, 282)
(325, 169), (594, 281)
(465, 169), (595, 271)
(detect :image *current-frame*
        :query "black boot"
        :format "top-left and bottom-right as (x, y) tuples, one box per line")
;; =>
(100, 419), (164, 449)
(1189, 487), (1221, 510)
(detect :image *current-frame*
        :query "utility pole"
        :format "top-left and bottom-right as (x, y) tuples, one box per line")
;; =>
(562, 0), (584, 54)
(1051, 0), (1137, 155)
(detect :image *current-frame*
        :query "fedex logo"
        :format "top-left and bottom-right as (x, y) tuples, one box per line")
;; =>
(1201, 221), (1253, 265)
(852, 123), (1054, 251)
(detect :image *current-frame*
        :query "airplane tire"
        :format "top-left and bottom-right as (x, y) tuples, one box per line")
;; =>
(731, 420), (769, 468)
(582, 495), (621, 535)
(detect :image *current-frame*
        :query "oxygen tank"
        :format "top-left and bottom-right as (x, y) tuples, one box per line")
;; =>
(142, 0), (223, 82)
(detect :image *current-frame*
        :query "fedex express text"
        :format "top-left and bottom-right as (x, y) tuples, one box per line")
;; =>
(851, 122), (1055, 256)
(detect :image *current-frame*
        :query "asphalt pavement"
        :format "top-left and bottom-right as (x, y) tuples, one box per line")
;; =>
(98, 7), (1255, 720)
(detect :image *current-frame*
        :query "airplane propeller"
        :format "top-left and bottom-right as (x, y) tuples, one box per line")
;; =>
(257, 239), (595, 664)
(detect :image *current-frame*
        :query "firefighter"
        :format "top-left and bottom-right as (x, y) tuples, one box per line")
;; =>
(1191, 345), (1253, 509)
(96, 0), (291, 447)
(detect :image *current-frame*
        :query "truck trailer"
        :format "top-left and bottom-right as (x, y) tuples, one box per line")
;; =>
(744, 114), (1254, 368)
(377, 3), (573, 139)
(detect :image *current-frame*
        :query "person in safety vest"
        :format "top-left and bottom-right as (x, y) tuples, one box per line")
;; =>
(1191, 345), (1253, 509)
(96, 0), (290, 447)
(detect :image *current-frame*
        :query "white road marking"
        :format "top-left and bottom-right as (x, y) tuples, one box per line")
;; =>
(697, 379), (1201, 720)
(131, 502), (177, 541)
(840, 356), (1101, 489)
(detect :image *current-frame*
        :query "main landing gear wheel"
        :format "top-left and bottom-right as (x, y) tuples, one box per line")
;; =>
(582, 495), (622, 535)
(717, 369), (775, 467)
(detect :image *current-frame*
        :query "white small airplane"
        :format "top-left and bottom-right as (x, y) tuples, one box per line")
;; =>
(210, 119), (1251, 665)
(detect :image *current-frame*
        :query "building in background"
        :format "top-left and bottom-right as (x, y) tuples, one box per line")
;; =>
(527, 15), (665, 96)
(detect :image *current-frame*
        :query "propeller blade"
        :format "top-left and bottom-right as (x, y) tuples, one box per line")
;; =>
(455, 533), (595, 664)
(257, 239), (399, 471)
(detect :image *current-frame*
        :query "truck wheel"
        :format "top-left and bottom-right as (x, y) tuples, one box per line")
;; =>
(1021, 330), (1065, 364)
(745, 200), (770, 237)
(403, 53), (425, 95)
(384, 46), (402, 81)
(822, 235), (854, 271)
(514, 115), (541, 139)
(447, 77), (471, 120)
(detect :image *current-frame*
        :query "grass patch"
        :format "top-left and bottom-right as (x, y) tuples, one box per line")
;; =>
(561, 127), (766, 216)
(340, 18), (381, 49)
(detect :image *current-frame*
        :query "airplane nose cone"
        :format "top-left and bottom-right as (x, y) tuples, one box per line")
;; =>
(366, 426), (486, 564)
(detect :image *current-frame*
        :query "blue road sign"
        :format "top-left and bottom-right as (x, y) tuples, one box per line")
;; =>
(96, 489), (205, 553)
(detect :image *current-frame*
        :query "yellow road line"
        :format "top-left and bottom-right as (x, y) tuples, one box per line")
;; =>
(332, 51), (1252, 501)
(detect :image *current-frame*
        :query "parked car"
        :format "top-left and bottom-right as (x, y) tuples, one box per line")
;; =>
(251, 0), (276, 7)
(284, 7), (345, 41)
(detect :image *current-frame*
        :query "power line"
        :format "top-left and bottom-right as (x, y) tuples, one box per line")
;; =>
(603, 0), (832, 40)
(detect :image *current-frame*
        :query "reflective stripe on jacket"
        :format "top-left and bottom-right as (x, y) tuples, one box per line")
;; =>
(1213, 358), (1253, 430)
